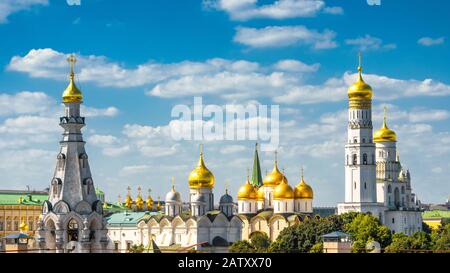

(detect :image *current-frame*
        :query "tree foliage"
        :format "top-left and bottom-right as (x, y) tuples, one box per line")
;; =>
(229, 240), (257, 253)
(343, 213), (391, 252)
(128, 244), (145, 253)
(432, 223), (450, 252)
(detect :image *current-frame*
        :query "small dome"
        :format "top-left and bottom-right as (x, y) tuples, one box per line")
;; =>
(62, 54), (83, 103)
(257, 186), (265, 201)
(220, 191), (234, 204)
(374, 124), (397, 142)
(295, 177), (314, 199)
(263, 161), (285, 187)
(188, 146), (215, 189)
(165, 185), (181, 202)
(273, 177), (294, 200)
(238, 179), (257, 200)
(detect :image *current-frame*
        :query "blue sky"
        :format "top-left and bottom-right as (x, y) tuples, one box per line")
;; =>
(0, 0), (449, 206)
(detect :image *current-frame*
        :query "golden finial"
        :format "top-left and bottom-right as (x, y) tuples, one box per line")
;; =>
(171, 176), (175, 191)
(127, 186), (131, 196)
(301, 166), (304, 179)
(67, 53), (77, 79)
(357, 51), (364, 80)
(200, 143), (203, 155)
(225, 180), (229, 194)
(137, 186), (142, 195)
(383, 106), (388, 128)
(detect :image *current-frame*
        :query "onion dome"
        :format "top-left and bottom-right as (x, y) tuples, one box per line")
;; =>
(294, 168), (314, 199)
(165, 181), (181, 202)
(257, 186), (265, 201)
(146, 192), (153, 208)
(374, 107), (397, 143)
(263, 152), (285, 187)
(156, 197), (162, 210)
(125, 186), (133, 209)
(273, 175), (294, 200)
(188, 145), (215, 189)
(348, 52), (372, 101)
(62, 54), (83, 103)
(135, 187), (144, 210)
(19, 220), (29, 232)
(238, 173), (257, 200)
(220, 188), (234, 204)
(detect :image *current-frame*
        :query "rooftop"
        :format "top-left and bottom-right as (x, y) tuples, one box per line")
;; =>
(422, 210), (450, 219)
(0, 191), (48, 206)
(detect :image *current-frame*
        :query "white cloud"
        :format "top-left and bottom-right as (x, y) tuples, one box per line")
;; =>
(88, 134), (119, 146)
(234, 26), (337, 49)
(0, 0), (48, 23)
(8, 49), (450, 105)
(274, 72), (450, 104)
(345, 34), (396, 51)
(417, 36), (445, 46)
(0, 91), (53, 116)
(102, 145), (130, 157)
(203, 0), (342, 21)
(273, 60), (320, 73)
(67, 0), (81, 6)
(83, 106), (119, 117)
(220, 145), (247, 154)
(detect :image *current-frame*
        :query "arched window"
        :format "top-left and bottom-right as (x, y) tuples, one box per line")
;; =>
(352, 154), (357, 165)
(364, 182), (367, 189)
(354, 182), (357, 189)
(354, 139), (358, 144)
(68, 219), (79, 242)
(57, 153), (66, 171)
(388, 185), (392, 193)
(362, 138), (366, 143)
(363, 153), (368, 165)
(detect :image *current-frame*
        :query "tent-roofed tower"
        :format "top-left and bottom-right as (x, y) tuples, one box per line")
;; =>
(36, 54), (109, 253)
(251, 143), (263, 187)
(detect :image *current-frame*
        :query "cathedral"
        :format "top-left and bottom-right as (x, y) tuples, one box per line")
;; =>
(237, 145), (315, 241)
(115, 145), (243, 252)
(337, 54), (422, 235)
(35, 55), (110, 253)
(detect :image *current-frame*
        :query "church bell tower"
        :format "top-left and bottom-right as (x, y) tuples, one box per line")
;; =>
(36, 54), (109, 253)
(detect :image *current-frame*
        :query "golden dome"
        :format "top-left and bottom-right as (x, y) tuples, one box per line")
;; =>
(146, 196), (153, 208)
(348, 53), (372, 101)
(263, 158), (285, 187)
(125, 186), (133, 209)
(62, 54), (83, 103)
(273, 177), (294, 200)
(135, 188), (144, 210)
(295, 173), (314, 199)
(257, 186), (265, 201)
(19, 221), (29, 232)
(374, 107), (397, 143)
(238, 176), (257, 200)
(188, 145), (215, 189)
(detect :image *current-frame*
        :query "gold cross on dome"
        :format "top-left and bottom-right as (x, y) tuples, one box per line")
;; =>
(67, 53), (77, 75)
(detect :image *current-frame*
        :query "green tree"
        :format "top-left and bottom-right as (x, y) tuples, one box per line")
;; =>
(268, 215), (343, 253)
(343, 213), (391, 252)
(229, 240), (256, 253)
(432, 223), (450, 252)
(250, 232), (270, 252)
(128, 244), (145, 253)
(385, 233), (411, 253)
(309, 242), (323, 253)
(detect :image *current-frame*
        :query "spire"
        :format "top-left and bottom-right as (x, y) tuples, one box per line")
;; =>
(251, 143), (263, 187)
(357, 51), (363, 81)
(383, 106), (389, 129)
(197, 143), (205, 167)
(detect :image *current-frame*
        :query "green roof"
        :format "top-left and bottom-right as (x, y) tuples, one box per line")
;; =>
(422, 210), (450, 219)
(0, 191), (48, 206)
(106, 211), (160, 226)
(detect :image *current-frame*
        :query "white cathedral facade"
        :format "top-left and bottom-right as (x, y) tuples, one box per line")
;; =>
(337, 55), (422, 235)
